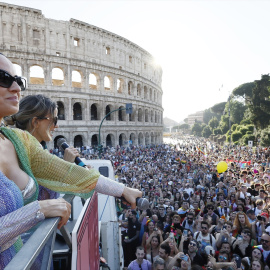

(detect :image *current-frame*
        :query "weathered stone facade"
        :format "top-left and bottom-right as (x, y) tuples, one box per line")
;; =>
(0, 2), (163, 149)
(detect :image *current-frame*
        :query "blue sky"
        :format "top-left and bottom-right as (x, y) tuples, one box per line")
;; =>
(5, 0), (270, 122)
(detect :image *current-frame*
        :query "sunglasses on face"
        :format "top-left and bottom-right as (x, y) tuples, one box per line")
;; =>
(243, 231), (251, 236)
(189, 242), (197, 247)
(261, 239), (270, 243)
(219, 255), (227, 260)
(37, 116), (58, 126)
(0, 69), (26, 91)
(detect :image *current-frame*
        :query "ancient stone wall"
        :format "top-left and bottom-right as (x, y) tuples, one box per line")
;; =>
(0, 2), (163, 149)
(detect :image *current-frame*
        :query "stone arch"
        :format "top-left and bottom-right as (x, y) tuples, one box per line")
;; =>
(106, 134), (115, 147)
(91, 134), (98, 147)
(151, 133), (155, 144)
(138, 108), (143, 122)
(13, 63), (22, 76)
(153, 90), (156, 102)
(149, 88), (152, 100)
(119, 133), (126, 146)
(72, 70), (82, 88)
(74, 135), (83, 149)
(118, 105), (126, 121)
(90, 103), (99, 120)
(129, 133), (136, 145)
(145, 132), (150, 145)
(89, 72), (99, 90)
(128, 81), (133, 95)
(52, 67), (64, 86)
(144, 86), (148, 99)
(73, 102), (82, 120)
(30, 65), (44, 84)
(117, 78), (124, 93)
(151, 110), (154, 122)
(137, 83), (141, 96)
(105, 104), (114, 121)
(57, 101), (65, 120)
(104, 75), (113, 90)
(129, 109), (135, 122)
(145, 109), (149, 122)
(138, 132), (144, 145)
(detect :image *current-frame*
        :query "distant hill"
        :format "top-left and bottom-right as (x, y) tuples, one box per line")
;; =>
(163, 117), (179, 127)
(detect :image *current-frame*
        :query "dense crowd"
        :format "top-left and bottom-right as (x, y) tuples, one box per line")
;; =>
(74, 135), (270, 270)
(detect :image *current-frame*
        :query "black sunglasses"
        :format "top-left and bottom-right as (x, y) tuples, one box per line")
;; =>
(0, 69), (26, 91)
(37, 116), (58, 126)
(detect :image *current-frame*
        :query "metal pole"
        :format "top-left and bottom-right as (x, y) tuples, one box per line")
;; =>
(98, 108), (126, 157)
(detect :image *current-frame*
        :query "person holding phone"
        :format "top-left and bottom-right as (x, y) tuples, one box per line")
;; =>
(232, 229), (255, 258)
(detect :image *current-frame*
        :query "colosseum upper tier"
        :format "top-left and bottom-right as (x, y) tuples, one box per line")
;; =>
(0, 2), (163, 149)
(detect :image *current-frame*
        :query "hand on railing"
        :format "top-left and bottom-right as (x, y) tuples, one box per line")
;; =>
(39, 198), (71, 229)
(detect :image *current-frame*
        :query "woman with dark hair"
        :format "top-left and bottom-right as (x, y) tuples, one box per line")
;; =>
(0, 53), (141, 268)
(5, 94), (80, 201)
(242, 247), (264, 268)
(232, 228), (256, 258)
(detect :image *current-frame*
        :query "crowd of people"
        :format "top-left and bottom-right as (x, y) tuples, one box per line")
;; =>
(1, 51), (270, 270)
(80, 136), (270, 270)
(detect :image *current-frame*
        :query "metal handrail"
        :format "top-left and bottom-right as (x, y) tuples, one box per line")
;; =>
(6, 195), (75, 270)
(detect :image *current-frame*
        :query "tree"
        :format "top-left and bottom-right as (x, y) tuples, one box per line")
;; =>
(202, 125), (212, 138)
(248, 74), (270, 129)
(203, 108), (221, 124)
(232, 82), (255, 101)
(179, 123), (190, 129)
(191, 122), (203, 137)
(208, 117), (219, 131)
(211, 102), (226, 114)
(226, 99), (247, 124)
(231, 131), (243, 142)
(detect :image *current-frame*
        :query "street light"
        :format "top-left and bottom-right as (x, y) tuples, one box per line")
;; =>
(98, 103), (133, 157)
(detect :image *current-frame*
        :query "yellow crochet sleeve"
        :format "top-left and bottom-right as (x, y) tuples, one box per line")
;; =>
(17, 129), (100, 197)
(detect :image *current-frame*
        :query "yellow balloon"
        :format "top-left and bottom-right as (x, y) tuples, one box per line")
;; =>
(217, 161), (228, 173)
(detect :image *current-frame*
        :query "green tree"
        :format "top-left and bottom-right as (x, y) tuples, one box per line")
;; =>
(249, 74), (270, 129)
(260, 127), (270, 146)
(208, 117), (219, 131)
(231, 131), (243, 142)
(213, 128), (222, 135)
(179, 123), (190, 129)
(202, 125), (212, 138)
(191, 122), (203, 136)
(211, 102), (226, 114)
(203, 108), (221, 124)
(232, 82), (255, 101)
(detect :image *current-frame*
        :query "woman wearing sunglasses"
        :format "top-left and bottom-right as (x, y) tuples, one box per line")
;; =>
(232, 228), (256, 258)
(0, 53), (141, 268)
(5, 94), (80, 200)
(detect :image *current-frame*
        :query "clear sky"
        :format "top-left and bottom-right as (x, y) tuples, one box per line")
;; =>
(3, 0), (270, 123)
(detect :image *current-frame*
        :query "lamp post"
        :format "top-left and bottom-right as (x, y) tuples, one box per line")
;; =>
(98, 103), (132, 157)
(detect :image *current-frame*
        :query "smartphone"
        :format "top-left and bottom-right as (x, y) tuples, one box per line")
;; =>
(182, 255), (189, 262)
(235, 256), (241, 268)
(183, 230), (188, 237)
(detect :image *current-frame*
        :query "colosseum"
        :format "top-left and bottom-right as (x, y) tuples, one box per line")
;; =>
(0, 2), (163, 150)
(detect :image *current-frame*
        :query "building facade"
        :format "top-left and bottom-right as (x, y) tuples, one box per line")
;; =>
(187, 111), (204, 126)
(0, 2), (163, 149)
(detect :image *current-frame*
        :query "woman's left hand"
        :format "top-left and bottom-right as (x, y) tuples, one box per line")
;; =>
(63, 147), (80, 163)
